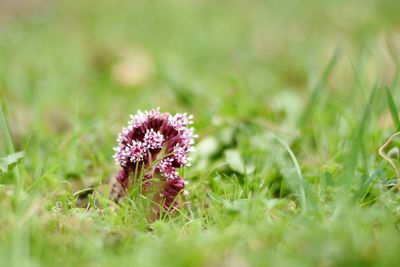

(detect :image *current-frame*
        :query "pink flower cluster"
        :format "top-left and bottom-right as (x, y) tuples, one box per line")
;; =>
(113, 108), (195, 210)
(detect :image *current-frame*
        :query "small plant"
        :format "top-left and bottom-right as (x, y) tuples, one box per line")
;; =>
(111, 108), (196, 215)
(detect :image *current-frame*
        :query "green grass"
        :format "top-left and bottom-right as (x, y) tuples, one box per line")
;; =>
(1, 0), (400, 266)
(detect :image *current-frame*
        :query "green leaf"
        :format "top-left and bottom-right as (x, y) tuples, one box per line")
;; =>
(386, 86), (400, 131)
(0, 151), (26, 175)
(224, 149), (245, 174)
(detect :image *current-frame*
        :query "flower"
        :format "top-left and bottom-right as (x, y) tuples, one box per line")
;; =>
(112, 108), (196, 212)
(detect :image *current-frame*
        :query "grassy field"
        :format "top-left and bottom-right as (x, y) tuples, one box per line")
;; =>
(1, 0), (400, 266)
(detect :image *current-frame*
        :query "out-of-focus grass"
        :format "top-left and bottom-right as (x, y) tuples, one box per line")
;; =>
(1, 0), (400, 266)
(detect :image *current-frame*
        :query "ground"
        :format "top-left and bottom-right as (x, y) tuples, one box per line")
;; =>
(1, 0), (400, 266)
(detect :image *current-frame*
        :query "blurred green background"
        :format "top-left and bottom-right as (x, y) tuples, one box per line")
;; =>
(1, 0), (400, 267)
(1, 0), (400, 183)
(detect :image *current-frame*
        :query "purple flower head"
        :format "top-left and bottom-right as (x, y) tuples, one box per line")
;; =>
(112, 108), (196, 211)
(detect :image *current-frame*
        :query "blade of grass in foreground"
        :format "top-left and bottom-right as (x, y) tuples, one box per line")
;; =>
(0, 103), (23, 190)
(0, 103), (15, 155)
(273, 135), (317, 213)
(333, 85), (378, 217)
(386, 86), (400, 131)
(298, 47), (341, 128)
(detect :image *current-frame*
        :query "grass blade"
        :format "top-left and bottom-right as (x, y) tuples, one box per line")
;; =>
(0, 103), (15, 155)
(273, 135), (308, 212)
(0, 103), (23, 190)
(386, 86), (400, 131)
(343, 85), (377, 186)
(298, 47), (341, 127)
(333, 85), (378, 218)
